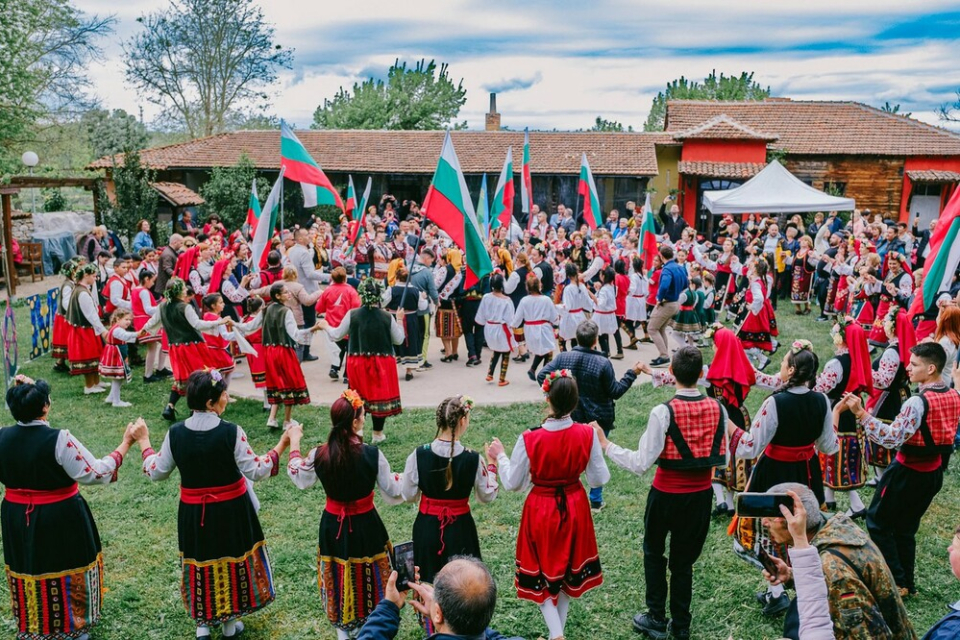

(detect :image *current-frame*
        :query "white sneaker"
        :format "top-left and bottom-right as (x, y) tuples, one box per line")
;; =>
(232, 371), (245, 379)
(84, 386), (106, 394)
(113, 400), (132, 408)
(282, 420), (300, 432)
(371, 432), (386, 444)
(266, 417), (278, 429)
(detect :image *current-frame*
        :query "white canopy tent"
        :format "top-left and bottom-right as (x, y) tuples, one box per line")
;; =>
(702, 160), (855, 215)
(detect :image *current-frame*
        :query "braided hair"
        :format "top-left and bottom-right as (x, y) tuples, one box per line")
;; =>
(434, 395), (472, 491)
(774, 348), (819, 395)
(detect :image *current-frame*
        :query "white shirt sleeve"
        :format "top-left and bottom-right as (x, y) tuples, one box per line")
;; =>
(605, 405), (670, 476)
(142, 432), (177, 481)
(860, 395), (931, 449)
(503, 270), (521, 295)
(400, 450), (421, 502)
(55, 430), (122, 484)
(325, 311), (351, 341)
(287, 447), (319, 490)
(496, 433), (532, 493)
(813, 358), (845, 394)
(585, 431), (611, 488)
(189, 271), (208, 296)
(78, 291), (106, 335)
(233, 426), (280, 481)
(474, 458), (500, 504)
(283, 307), (315, 345)
(390, 316), (405, 344)
(872, 349), (900, 390)
(377, 450), (404, 505)
(582, 257), (604, 282)
(139, 289), (158, 316)
(747, 280), (764, 314)
(733, 396), (780, 459)
(185, 305), (224, 332)
(221, 279), (249, 303)
(112, 327), (139, 343)
(109, 281), (132, 311)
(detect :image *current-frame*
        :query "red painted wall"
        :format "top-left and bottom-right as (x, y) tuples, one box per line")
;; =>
(680, 140), (768, 163)
(899, 157), (960, 221)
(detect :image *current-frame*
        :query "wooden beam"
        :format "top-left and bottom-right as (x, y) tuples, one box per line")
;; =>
(1, 193), (16, 296)
(8, 175), (100, 190)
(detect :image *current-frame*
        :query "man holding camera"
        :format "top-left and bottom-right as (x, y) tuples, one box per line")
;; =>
(658, 195), (686, 243)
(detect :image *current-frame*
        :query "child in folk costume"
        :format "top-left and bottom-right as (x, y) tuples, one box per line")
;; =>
(788, 235), (818, 315)
(102, 255), (132, 320)
(475, 273), (517, 386)
(644, 254), (663, 339)
(559, 263), (595, 351)
(238, 298), (268, 409)
(672, 276), (704, 346)
(700, 271), (717, 327)
(694, 237), (736, 313)
(735, 259), (779, 370)
(51, 258), (82, 373)
(286, 391), (404, 639)
(625, 256), (650, 344)
(614, 258), (635, 348)
(435, 249), (464, 362)
(868, 252), (913, 347)
(66, 263), (107, 393)
(201, 294), (237, 385)
(849, 264), (881, 329)
(98, 309), (138, 407)
(593, 267), (621, 359)
(512, 274), (560, 382)
(132, 270), (167, 383)
(141, 370), (289, 639)
(493, 372), (609, 640)
(400, 395), (499, 587)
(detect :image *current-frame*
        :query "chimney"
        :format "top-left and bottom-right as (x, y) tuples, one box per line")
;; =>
(485, 92), (501, 131)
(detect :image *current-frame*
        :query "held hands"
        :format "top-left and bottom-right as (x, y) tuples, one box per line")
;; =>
(589, 421), (609, 450)
(634, 361), (652, 375)
(838, 392), (864, 417)
(124, 417), (149, 448)
(485, 439), (505, 462)
(286, 422), (304, 451)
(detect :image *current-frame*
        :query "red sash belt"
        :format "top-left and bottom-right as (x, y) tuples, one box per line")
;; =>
(593, 309), (615, 315)
(180, 478), (247, 527)
(531, 482), (582, 524)
(680, 305), (695, 312)
(325, 492), (375, 539)
(895, 451), (942, 473)
(4, 484), (79, 527)
(568, 308), (584, 314)
(764, 443), (815, 462)
(419, 497), (471, 555)
(525, 320), (549, 326)
(487, 321), (516, 350)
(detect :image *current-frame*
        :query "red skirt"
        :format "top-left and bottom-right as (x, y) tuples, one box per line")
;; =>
(168, 342), (214, 394)
(67, 326), (103, 375)
(133, 314), (162, 344)
(264, 345), (309, 405)
(247, 342), (266, 388)
(346, 354), (401, 417)
(206, 345), (236, 375)
(51, 314), (70, 359)
(98, 345), (128, 380)
(737, 303), (776, 352)
(515, 483), (603, 604)
(868, 300), (892, 345)
(915, 319), (937, 342)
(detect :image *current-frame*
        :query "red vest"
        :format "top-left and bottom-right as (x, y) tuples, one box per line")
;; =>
(658, 395), (726, 470)
(103, 275), (131, 315)
(901, 386), (960, 456)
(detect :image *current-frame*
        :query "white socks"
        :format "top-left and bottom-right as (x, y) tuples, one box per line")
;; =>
(556, 592), (571, 628)
(848, 490), (865, 513)
(157, 349), (168, 371)
(222, 620), (243, 637)
(768, 583), (785, 598)
(336, 629), (350, 640)
(196, 624), (210, 638)
(539, 599), (564, 639)
(144, 343), (159, 378)
(823, 487), (835, 504)
(712, 483), (731, 508)
(262, 389), (270, 410)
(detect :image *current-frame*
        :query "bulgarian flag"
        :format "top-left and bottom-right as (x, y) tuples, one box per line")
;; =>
(909, 188), (960, 319)
(345, 175), (359, 218)
(578, 153), (602, 230)
(638, 192), (659, 271)
(490, 147), (515, 232)
(477, 173), (490, 238)
(280, 120), (343, 211)
(250, 167), (285, 271)
(245, 178), (260, 230)
(346, 177), (372, 255)
(521, 128), (534, 230)
(422, 132), (493, 288)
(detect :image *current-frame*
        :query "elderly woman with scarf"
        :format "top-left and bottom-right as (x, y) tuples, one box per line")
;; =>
(319, 278), (405, 444)
(207, 253), (253, 322)
(173, 243), (208, 306)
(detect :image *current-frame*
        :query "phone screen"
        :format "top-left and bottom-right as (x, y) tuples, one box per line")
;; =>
(392, 541), (415, 591)
(735, 493), (793, 518)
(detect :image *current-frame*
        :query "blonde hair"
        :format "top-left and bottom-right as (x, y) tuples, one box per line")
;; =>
(109, 308), (132, 326)
(282, 266), (298, 281)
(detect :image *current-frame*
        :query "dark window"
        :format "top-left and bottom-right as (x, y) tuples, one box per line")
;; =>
(696, 178), (742, 237)
(823, 181), (846, 196)
(912, 183), (941, 197)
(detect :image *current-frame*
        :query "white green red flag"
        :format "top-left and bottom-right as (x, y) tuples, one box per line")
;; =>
(280, 120), (343, 211)
(639, 192), (659, 271)
(909, 188), (960, 318)
(245, 178), (260, 229)
(477, 173), (490, 238)
(346, 177), (372, 255)
(578, 153), (602, 230)
(490, 146), (515, 233)
(345, 175), (359, 218)
(250, 167), (285, 271)
(521, 128), (533, 230)
(422, 132), (493, 288)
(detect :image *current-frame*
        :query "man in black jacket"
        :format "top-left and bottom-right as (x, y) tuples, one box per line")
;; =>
(658, 195), (687, 243)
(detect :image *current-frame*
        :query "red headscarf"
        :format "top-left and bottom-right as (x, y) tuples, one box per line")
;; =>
(174, 246), (200, 281)
(207, 254), (234, 297)
(843, 323), (874, 394)
(706, 327), (756, 407)
(894, 308), (917, 365)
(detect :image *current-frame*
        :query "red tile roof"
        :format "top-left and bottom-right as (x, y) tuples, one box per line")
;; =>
(677, 161), (766, 179)
(906, 169), (960, 183)
(665, 100), (960, 156)
(90, 130), (669, 176)
(672, 114), (778, 141)
(151, 181), (205, 206)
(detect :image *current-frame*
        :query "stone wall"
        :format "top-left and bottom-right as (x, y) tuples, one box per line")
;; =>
(10, 210), (34, 241)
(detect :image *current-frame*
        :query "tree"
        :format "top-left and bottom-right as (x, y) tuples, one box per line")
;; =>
(880, 102), (912, 118)
(590, 117), (633, 132)
(123, 0), (293, 138)
(199, 155), (269, 232)
(938, 91), (960, 124)
(81, 109), (150, 159)
(42, 188), (68, 212)
(104, 149), (157, 245)
(643, 71), (770, 132)
(312, 59), (467, 130)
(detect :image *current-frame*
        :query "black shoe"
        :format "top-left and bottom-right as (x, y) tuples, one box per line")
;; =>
(825, 501), (837, 511)
(511, 354), (525, 362)
(53, 362), (70, 373)
(161, 405), (176, 422)
(667, 621), (690, 640)
(328, 367), (340, 380)
(761, 592), (790, 617)
(527, 369), (536, 381)
(847, 508), (867, 520)
(155, 368), (173, 379)
(417, 362), (433, 371)
(343, 377), (349, 386)
(590, 500), (605, 512)
(712, 503), (731, 518)
(650, 357), (670, 368)
(302, 353), (319, 362)
(143, 374), (160, 384)
(633, 612), (669, 640)
(611, 351), (624, 360)
(757, 355), (771, 371)
(466, 357), (480, 367)
(405, 371), (414, 381)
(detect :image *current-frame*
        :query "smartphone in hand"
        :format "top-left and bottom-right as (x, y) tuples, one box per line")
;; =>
(735, 492), (794, 519)
(391, 541), (416, 591)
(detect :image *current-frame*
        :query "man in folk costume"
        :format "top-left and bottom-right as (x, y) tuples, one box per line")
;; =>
(868, 252), (912, 347)
(369, 229), (391, 281)
(103, 254), (133, 320)
(596, 347), (727, 640)
(840, 342), (960, 597)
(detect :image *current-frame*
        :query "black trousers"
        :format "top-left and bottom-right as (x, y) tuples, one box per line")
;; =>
(301, 304), (317, 357)
(815, 276), (829, 315)
(866, 460), (943, 591)
(643, 486), (712, 631)
(458, 299), (483, 359)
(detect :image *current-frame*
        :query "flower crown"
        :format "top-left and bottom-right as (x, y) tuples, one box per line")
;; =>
(703, 322), (724, 341)
(790, 339), (813, 355)
(204, 367), (223, 384)
(541, 369), (573, 395)
(341, 389), (364, 410)
(460, 395), (475, 412)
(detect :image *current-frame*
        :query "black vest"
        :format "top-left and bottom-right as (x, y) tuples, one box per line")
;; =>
(386, 285), (419, 313)
(346, 306), (396, 356)
(826, 354), (857, 433)
(769, 392), (829, 447)
(169, 419), (242, 489)
(262, 302), (296, 349)
(416, 445), (479, 500)
(0, 423), (74, 491)
(873, 347), (910, 422)
(160, 299), (205, 345)
(316, 444), (380, 502)
(509, 266), (530, 308)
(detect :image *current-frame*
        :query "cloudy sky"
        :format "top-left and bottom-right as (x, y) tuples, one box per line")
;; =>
(76, 0), (960, 132)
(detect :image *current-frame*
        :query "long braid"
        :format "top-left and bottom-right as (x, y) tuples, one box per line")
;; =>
(434, 396), (469, 491)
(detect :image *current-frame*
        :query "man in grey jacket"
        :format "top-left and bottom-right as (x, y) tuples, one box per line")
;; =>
(286, 229), (329, 361)
(154, 233), (183, 297)
(409, 248), (439, 369)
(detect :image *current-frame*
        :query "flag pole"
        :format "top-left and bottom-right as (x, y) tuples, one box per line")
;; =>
(398, 211), (429, 309)
(279, 173), (285, 234)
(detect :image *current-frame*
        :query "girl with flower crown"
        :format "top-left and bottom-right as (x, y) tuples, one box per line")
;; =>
(286, 390), (404, 640)
(868, 252), (913, 347)
(51, 257), (82, 373)
(492, 371), (609, 640)
(734, 258), (779, 370)
(400, 395), (500, 587)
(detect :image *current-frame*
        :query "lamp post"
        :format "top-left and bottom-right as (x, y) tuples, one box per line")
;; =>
(21, 151), (38, 214)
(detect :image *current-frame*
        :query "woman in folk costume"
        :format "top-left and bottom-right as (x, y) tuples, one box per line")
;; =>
(173, 243), (208, 304)
(140, 277), (229, 423)
(512, 273), (560, 382)
(141, 370), (289, 639)
(475, 273), (517, 386)
(645, 253), (663, 330)
(868, 251), (913, 347)
(558, 262), (595, 351)
(51, 258), (82, 373)
(492, 372), (609, 640)
(400, 395), (499, 587)
(384, 267), (427, 381)
(625, 256), (650, 344)
(435, 248), (463, 362)
(788, 235), (818, 315)
(848, 263), (881, 329)
(694, 237), (736, 313)
(0, 376), (139, 640)
(320, 278), (405, 444)
(613, 258), (636, 348)
(207, 253), (252, 322)
(593, 267), (621, 358)
(66, 263), (107, 393)
(735, 258), (779, 370)
(237, 297), (268, 409)
(286, 391), (404, 639)
(132, 270), (167, 383)
(505, 252), (531, 363)
(824, 238), (852, 316)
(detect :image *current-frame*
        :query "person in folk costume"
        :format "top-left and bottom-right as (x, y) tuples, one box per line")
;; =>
(827, 241), (857, 318)
(694, 237), (736, 313)
(51, 258), (83, 373)
(319, 278), (405, 445)
(933, 304), (960, 387)
(593, 267), (621, 359)
(92, 250), (110, 311)
(476, 273), (517, 387)
(139, 277), (229, 423)
(102, 254), (132, 323)
(208, 253), (252, 322)
(505, 252), (531, 363)
(234, 297), (268, 409)
(644, 253), (663, 337)
(839, 342), (960, 597)
(788, 235), (818, 315)
(459, 272), (488, 369)
(369, 228), (391, 281)
(512, 273), (560, 382)
(173, 243), (209, 305)
(823, 237), (852, 318)
(200, 294), (239, 389)
(699, 271), (717, 328)
(66, 263), (107, 393)
(316, 267), (362, 382)
(613, 258), (636, 349)
(286, 391), (404, 639)
(913, 289), (953, 343)
(97, 309), (138, 407)
(558, 262), (595, 352)
(734, 258), (779, 370)
(132, 270), (168, 383)
(435, 249), (464, 362)
(672, 276), (705, 347)
(492, 372), (609, 640)
(0, 376), (140, 640)
(848, 263), (881, 330)
(864, 308), (916, 487)
(625, 256), (651, 344)
(140, 370), (289, 639)
(597, 347), (728, 639)
(400, 395), (499, 599)
(728, 343), (839, 617)
(869, 252), (913, 347)
(384, 267), (427, 381)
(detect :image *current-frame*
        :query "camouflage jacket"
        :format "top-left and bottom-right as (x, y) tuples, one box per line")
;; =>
(811, 515), (917, 640)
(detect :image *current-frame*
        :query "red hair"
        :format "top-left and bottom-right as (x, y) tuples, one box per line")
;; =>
(315, 397), (364, 483)
(935, 306), (960, 346)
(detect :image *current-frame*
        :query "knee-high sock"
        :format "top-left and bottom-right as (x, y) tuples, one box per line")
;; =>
(712, 482), (727, 507)
(538, 600), (564, 639)
(848, 490), (865, 512)
(144, 343), (158, 378)
(335, 629), (350, 640)
(767, 583), (785, 598)
(556, 592), (571, 628)
(109, 380), (122, 404)
(263, 388), (270, 409)
(824, 487), (836, 504)
(157, 349), (168, 371)
(196, 624), (211, 638)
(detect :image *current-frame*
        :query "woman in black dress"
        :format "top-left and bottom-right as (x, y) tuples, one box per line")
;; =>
(385, 266), (426, 380)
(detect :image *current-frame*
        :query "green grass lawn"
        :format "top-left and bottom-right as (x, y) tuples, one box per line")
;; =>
(2, 303), (958, 639)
